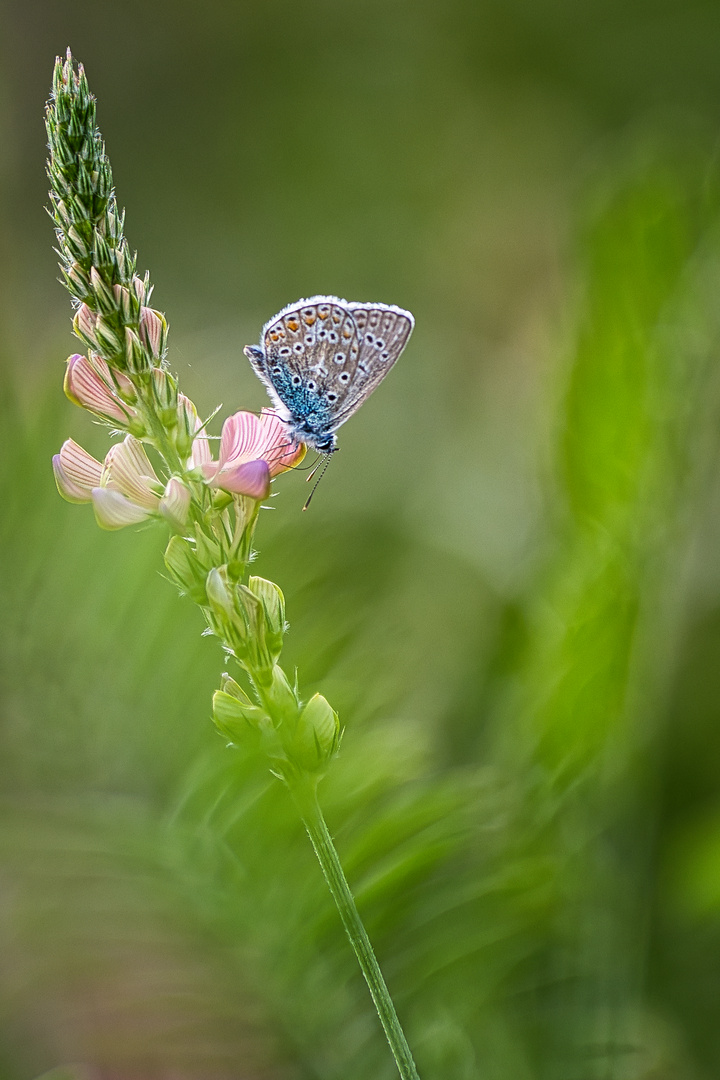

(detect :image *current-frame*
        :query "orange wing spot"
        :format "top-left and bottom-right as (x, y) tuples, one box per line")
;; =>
(286, 318), (300, 332)
(332, 310), (342, 323)
(303, 313), (316, 325)
(318, 308), (329, 319)
(342, 326), (353, 338)
(269, 331), (280, 342)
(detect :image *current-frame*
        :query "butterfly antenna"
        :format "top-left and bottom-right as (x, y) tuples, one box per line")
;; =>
(302, 455), (332, 511)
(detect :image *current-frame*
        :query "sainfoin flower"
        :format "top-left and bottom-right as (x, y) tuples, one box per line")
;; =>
(53, 436), (190, 530)
(63, 352), (140, 429)
(202, 410), (305, 499)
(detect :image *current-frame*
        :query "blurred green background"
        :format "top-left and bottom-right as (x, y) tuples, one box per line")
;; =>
(3, 1), (720, 1077)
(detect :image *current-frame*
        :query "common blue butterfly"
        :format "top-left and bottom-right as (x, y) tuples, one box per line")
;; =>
(244, 296), (414, 454)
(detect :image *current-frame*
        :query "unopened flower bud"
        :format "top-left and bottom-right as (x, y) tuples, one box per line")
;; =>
(67, 225), (89, 260)
(163, 535), (208, 604)
(212, 675), (268, 742)
(262, 665), (299, 725)
(113, 282), (138, 323)
(150, 367), (178, 426)
(248, 576), (286, 659)
(94, 315), (124, 358)
(193, 523), (223, 571)
(73, 303), (99, 348)
(124, 327), (147, 373)
(64, 260), (90, 297)
(131, 274), (147, 306)
(139, 306), (167, 359)
(89, 265), (116, 315)
(292, 694), (340, 773)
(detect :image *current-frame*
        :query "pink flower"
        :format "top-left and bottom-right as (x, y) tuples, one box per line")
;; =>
(202, 410), (305, 500)
(64, 352), (139, 428)
(53, 436), (191, 530)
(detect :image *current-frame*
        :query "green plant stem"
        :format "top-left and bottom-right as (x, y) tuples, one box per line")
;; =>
(290, 779), (421, 1080)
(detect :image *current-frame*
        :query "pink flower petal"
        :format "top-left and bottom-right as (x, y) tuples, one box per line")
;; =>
(214, 459), (271, 499)
(91, 488), (153, 530)
(56, 439), (104, 498)
(103, 437), (160, 510)
(218, 411), (268, 468)
(64, 353), (134, 424)
(53, 455), (93, 503)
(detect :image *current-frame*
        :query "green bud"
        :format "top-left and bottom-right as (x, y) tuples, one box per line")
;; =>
(212, 676), (268, 742)
(150, 367), (179, 426)
(262, 664), (299, 724)
(291, 694), (340, 773)
(194, 523), (223, 570)
(93, 315), (124, 359)
(164, 535), (207, 604)
(248, 576), (286, 661)
(89, 265), (116, 315)
(124, 327), (147, 373)
(236, 583), (274, 675)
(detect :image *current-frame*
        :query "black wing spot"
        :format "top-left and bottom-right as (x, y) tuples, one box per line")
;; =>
(339, 371), (350, 384)
(292, 375), (302, 386)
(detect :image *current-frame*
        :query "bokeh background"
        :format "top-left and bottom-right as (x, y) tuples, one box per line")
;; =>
(3, 1), (720, 1078)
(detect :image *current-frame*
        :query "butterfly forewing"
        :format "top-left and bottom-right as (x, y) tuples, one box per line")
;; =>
(263, 300), (361, 405)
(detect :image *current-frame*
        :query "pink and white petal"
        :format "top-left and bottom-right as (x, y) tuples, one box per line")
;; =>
(190, 433), (213, 469)
(53, 455), (93, 503)
(214, 458), (270, 500)
(91, 488), (153, 530)
(159, 477), (191, 528)
(104, 437), (160, 509)
(257, 410), (306, 475)
(57, 439), (104, 492)
(64, 353), (132, 424)
(219, 411), (268, 468)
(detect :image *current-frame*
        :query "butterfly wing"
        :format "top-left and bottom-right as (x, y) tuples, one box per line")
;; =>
(326, 303), (414, 427)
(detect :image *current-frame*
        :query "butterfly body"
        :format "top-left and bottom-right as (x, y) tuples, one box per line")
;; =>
(244, 295), (414, 454)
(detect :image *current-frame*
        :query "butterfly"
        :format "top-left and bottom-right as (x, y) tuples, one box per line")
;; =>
(244, 295), (414, 454)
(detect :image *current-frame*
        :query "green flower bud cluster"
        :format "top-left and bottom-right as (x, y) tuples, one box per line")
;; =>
(212, 671), (340, 778)
(201, 567), (340, 776)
